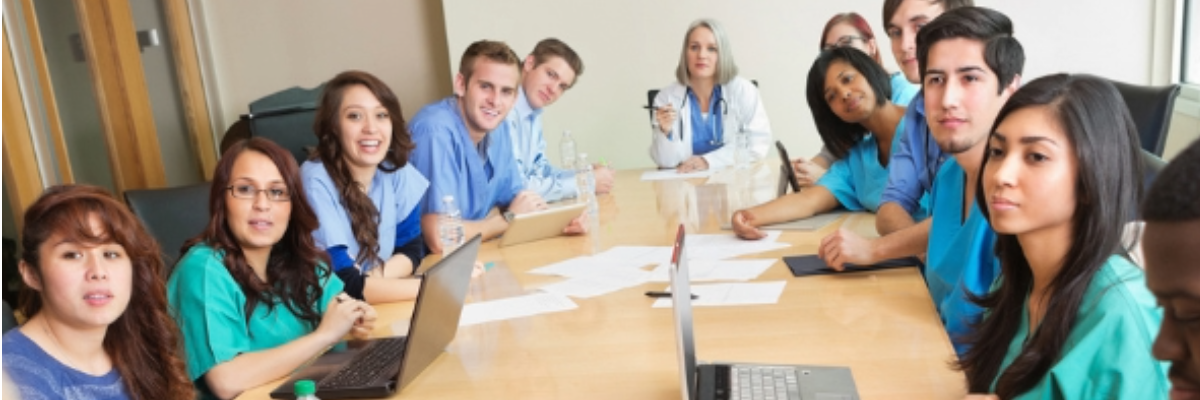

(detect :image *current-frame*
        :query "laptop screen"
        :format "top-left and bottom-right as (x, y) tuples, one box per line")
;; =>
(396, 234), (482, 390)
(669, 225), (698, 400)
(775, 141), (801, 195)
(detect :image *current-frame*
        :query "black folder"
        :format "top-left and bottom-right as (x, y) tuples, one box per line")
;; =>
(783, 255), (921, 277)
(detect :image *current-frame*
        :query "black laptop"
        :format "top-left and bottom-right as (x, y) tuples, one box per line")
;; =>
(775, 140), (803, 196)
(269, 234), (482, 399)
(667, 225), (860, 400)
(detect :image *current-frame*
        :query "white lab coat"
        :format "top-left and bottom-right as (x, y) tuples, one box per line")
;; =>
(649, 76), (772, 170)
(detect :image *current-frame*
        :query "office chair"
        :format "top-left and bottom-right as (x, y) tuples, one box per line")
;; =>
(3, 301), (15, 333)
(645, 80), (758, 122)
(124, 182), (211, 276)
(1105, 77), (1180, 157)
(247, 84), (325, 163)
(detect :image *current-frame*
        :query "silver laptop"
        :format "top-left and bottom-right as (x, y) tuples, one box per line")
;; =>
(668, 225), (860, 400)
(269, 234), (482, 399)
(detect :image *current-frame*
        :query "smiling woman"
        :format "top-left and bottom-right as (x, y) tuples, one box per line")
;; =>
(3, 184), (193, 400)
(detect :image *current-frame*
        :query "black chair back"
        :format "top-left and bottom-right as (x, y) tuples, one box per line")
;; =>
(645, 80), (757, 123)
(1107, 78), (1180, 157)
(124, 182), (211, 276)
(247, 84), (325, 163)
(2, 301), (15, 333)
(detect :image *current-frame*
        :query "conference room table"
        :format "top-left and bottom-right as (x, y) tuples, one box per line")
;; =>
(239, 162), (967, 400)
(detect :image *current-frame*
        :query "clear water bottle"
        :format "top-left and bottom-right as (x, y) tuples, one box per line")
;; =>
(575, 153), (592, 200)
(734, 123), (750, 169)
(560, 130), (577, 170)
(438, 195), (464, 255)
(295, 380), (320, 400)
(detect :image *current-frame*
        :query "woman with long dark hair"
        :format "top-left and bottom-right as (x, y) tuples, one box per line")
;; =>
(302, 70), (430, 304)
(169, 138), (375, 399)
(731, 47), (925, 240)
(958, 74), (1167, 398)
(3, 185), (193, 399)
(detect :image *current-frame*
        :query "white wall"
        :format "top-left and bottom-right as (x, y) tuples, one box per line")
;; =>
(194, 0), (453, 137)
(443, 0), (1157, 170)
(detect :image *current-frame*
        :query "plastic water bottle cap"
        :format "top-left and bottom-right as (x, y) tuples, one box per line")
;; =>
(442, 195), (454, 203)
(294, 380), (317, 396)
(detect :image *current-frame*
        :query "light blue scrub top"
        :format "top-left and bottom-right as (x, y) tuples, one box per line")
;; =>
(301, 160), (428, 272)
(816, 119), (928, 218)
(505, 87), (577, 202)
(889, 72), (919, 106)
(925, 158), (999, 355)
(991, 255), (1166, 399)
(408, 96), (525, 220)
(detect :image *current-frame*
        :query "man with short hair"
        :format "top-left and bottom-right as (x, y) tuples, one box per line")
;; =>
(409, 40), (581, 253)
(1144, 139), (1200, 396)
(506, 38), (614, 203)
(824, 6), (1023, 355)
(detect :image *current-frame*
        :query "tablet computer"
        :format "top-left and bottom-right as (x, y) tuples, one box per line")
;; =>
(499, 202), (588, 247)
(775, 141), (802, 196)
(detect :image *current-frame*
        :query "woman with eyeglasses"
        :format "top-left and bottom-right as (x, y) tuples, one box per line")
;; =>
(732, 47), (926, 240)
(792, 12), (921, 187)
(650, 18), (772, 173)
(168, 138), (375, 399)
(4, 185), (194, 400)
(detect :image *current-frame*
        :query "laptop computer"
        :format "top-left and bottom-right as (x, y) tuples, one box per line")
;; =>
(499, 202), (587, 247)
(269, 234), (482, 399)
(667, 225), (860, 400)
(775, 141), (802, 197)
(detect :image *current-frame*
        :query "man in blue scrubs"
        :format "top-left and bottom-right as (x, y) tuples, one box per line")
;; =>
(409, 40), (579, 253)
(506, 38), (614, 203)
(1145, 139), (1200, 398)
(818, 0), (975, 269)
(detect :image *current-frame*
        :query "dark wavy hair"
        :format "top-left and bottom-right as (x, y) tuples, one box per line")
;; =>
(805, 47), (893, 159)
(959, 74), (1143, 397)
(916, 6), (1023, 95)
(19, 184), (194, 400)
(311, 70), (413, 271)
(1143, 138), (1200, 222)
(184, 137), (330, 329)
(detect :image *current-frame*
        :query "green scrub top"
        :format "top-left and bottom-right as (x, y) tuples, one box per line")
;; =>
(168, 244), (344, 384)
(992, 255), (1167, 399)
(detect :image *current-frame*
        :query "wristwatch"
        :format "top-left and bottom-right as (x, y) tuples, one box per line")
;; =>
(503, 210), (516, 223)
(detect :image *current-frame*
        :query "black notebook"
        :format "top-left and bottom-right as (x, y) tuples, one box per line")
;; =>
(783, 255), (921, 277)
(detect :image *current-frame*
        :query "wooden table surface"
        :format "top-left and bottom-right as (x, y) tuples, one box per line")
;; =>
(238, 163), (965, 399)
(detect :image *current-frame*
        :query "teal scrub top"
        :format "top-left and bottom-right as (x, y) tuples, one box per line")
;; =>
(817, 119), (929, 219)
(926, 158), (1000, 355)
(991, 255), (1167, 399)
(168, 244), (344, 384)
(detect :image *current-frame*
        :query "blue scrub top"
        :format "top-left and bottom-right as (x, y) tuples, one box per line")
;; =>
(687, 85), (724, 156)
(881, 92), (947, 216)
(925, 158), (1000, 355)
(991, 255), (1166, 399)
(816, 119), (928, 218)
(301, 160), (428, 272)
(408, 96), (525, 220)
(889, 72), (919, 106)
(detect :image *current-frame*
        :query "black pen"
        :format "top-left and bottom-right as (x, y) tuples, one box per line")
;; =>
(645, 290), (698, 300)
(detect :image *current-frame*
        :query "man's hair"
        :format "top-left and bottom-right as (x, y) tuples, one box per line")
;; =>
(1144, 139), (1200, 221)
(882, 0), (974, 30)
(916, 6), (1024, 94)
(459, 40), (521, 84)
(530, 38), (584, 86)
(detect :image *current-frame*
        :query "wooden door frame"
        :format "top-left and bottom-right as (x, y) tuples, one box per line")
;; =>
(3, 27), (44, 232)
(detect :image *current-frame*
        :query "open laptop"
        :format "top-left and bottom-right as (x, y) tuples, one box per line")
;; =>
(499, 202), (587, 247)
(269, 234), (482, 399)
(668, 225), (860, 400)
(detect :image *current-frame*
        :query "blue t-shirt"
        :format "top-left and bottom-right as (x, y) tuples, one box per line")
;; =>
(881, 92), (946, 216)
(301, 160), (428, 272)
(3, 329), (130, 400)
(889, 72), (919, 106)
(408, 96), (525, 220)
(816, 119), (929, 218)
(925, 158), (1000, 355)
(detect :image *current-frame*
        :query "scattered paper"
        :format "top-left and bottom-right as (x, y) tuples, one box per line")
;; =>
(652, 281), (787, 308)
(537, 268), (651, 298)
(457, 293), (578, 326)
(641, 169), (717, 181)
(648, 259), (776, 282)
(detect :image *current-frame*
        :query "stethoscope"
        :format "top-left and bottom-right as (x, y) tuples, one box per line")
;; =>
(677, 88), (730, 146)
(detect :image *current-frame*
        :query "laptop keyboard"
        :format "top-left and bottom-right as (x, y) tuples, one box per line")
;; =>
(725, 365), (801, 400)
(317, 336), (408, 390)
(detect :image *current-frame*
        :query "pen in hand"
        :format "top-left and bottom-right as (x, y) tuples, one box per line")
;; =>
(645, 290), (698, 300)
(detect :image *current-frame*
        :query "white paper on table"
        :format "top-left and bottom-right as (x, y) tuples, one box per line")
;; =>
(640, 169), (716, 181)
(688, 230), (783, 247)
(537, 268), (651, 298)
(592, 246), (673, 267)
(527, 255), (649, 278)
(688, 241), (791, 261)
(648, 259), (776, 282)
(457, 293), (578, 326)
(651, 281), (787, 308)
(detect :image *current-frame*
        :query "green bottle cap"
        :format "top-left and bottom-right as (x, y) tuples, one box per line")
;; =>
(294, 380), (316, 396)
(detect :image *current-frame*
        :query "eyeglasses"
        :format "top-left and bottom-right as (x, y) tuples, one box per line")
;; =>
(227, 184), (291, 202)
(823, 35), (865, 51)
